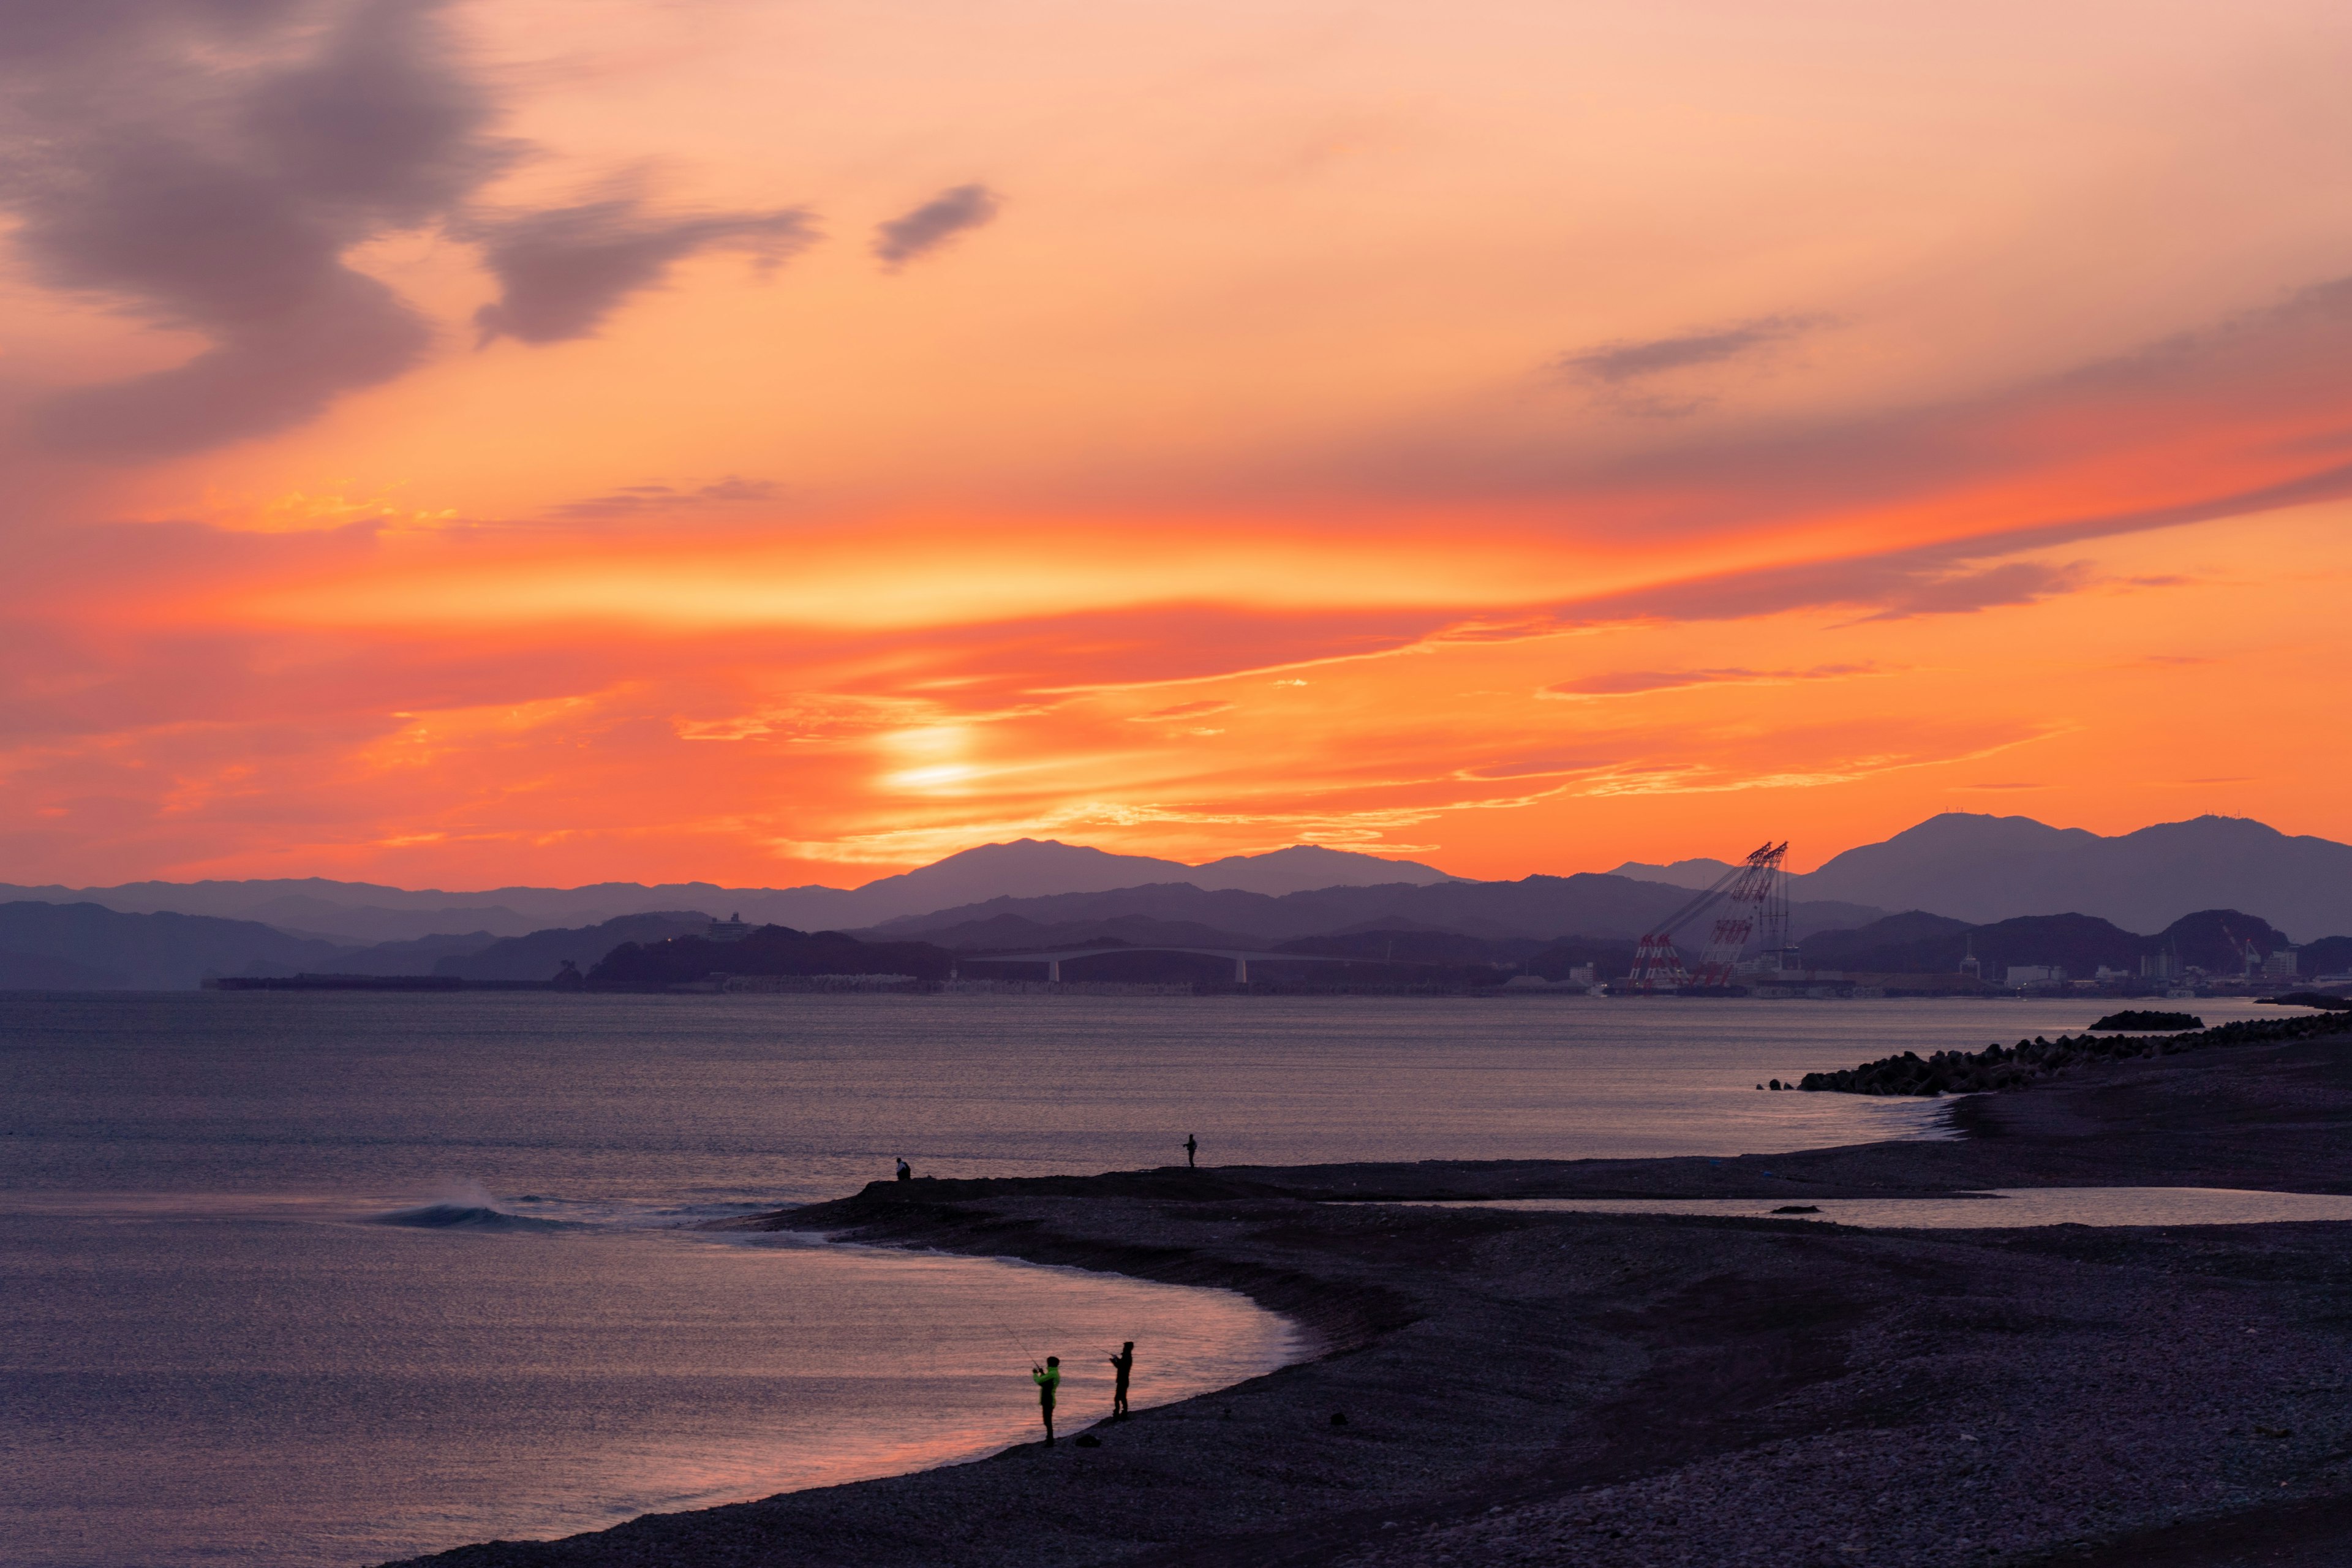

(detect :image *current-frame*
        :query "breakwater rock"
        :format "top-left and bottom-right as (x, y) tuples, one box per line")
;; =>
(1799, 1009), (2352, 1096)
(2089, 1008), (2202, 1031)
(2263, 990), (2352, 1011)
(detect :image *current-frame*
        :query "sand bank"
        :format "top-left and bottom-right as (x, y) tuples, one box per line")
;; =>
(387, 1028), (2352, 1568)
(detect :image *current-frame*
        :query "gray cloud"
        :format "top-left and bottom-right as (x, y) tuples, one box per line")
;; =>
(1271, 272), (2352, 554)
(1545, 663), (1878, 698)
(547, 475), (783, 519)
(36, 273), (431, 456)
(3, 0), (507, 458)
(872, 183), (1000, 270)
(0, 0), (821, 460)
(1526, 547), (2108, 633)
(470, 201), (816, 345)
(1842, 560), (2094, 623)
(1552, 314), (1830, 417)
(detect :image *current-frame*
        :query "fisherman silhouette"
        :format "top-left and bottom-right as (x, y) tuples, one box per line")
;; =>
(1032, 1356), (1061, 1444)
(1184, 1133), (1197, 1169)
(895, 1157), (911, 1182)
(1108, 1341), (1134, 1419)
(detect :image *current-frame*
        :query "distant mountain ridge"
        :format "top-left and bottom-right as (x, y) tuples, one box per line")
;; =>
(865, 875), (1887, 947)
(433, 913), (712, 982)
(28, 814), (2346, 948)
(1795, 907), (2345, 981)
(0, 902), (354, 991)
(0, 840), (1457, 938)
(8, 812), (2350, 990)
(1797, 815), (2352, 938)
(1613, 815), (2352, 939)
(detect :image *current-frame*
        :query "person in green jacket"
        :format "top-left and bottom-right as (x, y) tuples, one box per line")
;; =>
(1031, 1357), (1061, 1444)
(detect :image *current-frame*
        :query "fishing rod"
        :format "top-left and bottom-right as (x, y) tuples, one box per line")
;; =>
(979, 1299), (1047, 1367)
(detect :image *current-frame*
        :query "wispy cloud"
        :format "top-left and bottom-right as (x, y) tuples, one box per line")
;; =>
(1542, 663), (1882, 699)
(1552, 314), (1831, 417)
(546, 477), (783, 520)
(471, 200), (816, 345)
(6, 0), (505, 457)
(0, 1), (821, 458)
(1129, 700), (1234, 723)
(873, 183), (1001, 270)
(1839, 560), (2095, 624)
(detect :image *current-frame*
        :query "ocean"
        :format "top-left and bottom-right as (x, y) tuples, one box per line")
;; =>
(0, 990), (2278, 1567)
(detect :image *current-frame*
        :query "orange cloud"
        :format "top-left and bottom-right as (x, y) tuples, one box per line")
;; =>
(5, 2), (2352, 887)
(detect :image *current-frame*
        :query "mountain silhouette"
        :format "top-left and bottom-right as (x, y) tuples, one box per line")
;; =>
(1798, 907), (2298, 978)
(0, 902), (354, 990)
(1792, 814), (2352, 938)
(10, 813), (2348, 989)
(0, 841), (1456, 937)
(866, 875), (1883, 946)
(432, 913), (714, 982)
(816, 839), (1455, 924)
(1618, 815), (2352, 938)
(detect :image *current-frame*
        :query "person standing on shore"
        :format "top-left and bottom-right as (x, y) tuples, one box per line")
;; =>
(1031, 1357), (1061, 1444)
(1184, 1133), (1197, 1169)
(895, 1157), (911, 1182)
(1107, 1342), (1134, 1419)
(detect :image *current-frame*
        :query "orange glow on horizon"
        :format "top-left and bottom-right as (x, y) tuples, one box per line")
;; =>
(5, 0), (2352, 891)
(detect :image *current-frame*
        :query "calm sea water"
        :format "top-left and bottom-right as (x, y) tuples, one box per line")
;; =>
(0, 990), (2283, 1567)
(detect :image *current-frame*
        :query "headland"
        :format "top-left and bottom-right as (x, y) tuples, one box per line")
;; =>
(387, 1020), (2352, 1568)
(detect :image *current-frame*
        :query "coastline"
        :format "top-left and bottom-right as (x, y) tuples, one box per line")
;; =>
(386, 1028), (2352, 1568)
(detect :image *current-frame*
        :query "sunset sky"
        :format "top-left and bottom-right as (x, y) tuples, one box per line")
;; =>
(4, 0), (2350, 890)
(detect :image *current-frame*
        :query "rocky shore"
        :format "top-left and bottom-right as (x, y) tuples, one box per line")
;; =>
(386, 1026), (2352, 1568)
(1795, 1008), (2352, 1098)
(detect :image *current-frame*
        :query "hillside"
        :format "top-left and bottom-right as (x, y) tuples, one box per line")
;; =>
(1792, 814), (2352, 937)
(433, 913), (714, 982)
(1795, 911), (1972, 966)
(13, 812), (2348, 981)
(0, 902), (356, 990)
(588, 926), (955, 987)
(898, 913), (1269, 954)
(869, 875), (1885, 946)
(1796, 908), (2308, 978)
(0, 840), (1458, 937)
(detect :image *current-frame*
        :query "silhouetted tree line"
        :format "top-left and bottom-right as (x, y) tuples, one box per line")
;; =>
(1799, 907), (2348, 978)
(588, 926), (956, 987)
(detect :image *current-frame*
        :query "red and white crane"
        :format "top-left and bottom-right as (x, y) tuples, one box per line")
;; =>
(1625, 842), (1790, 993)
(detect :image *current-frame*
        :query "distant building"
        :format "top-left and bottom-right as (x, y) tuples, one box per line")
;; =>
(2261, 947), (2300, 980)
(707, 912), (755, 942)
(1958, 939), (1981, 980)
(2139, 951), (2177, 982)
(2005, 964), (2064, 986)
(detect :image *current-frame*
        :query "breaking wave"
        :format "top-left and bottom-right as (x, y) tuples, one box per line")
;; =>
(375, 1180), (578, 1231)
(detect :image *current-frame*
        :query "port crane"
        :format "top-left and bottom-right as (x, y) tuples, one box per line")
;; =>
(2220, 920), (2263, 981)
(1626, 841), (1790, 993)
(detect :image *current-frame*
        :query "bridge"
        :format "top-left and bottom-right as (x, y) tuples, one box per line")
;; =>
(956, 946), (1425, 984)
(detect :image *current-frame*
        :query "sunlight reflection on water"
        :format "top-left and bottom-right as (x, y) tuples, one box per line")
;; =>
(1, 1190), (1295, 1568)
